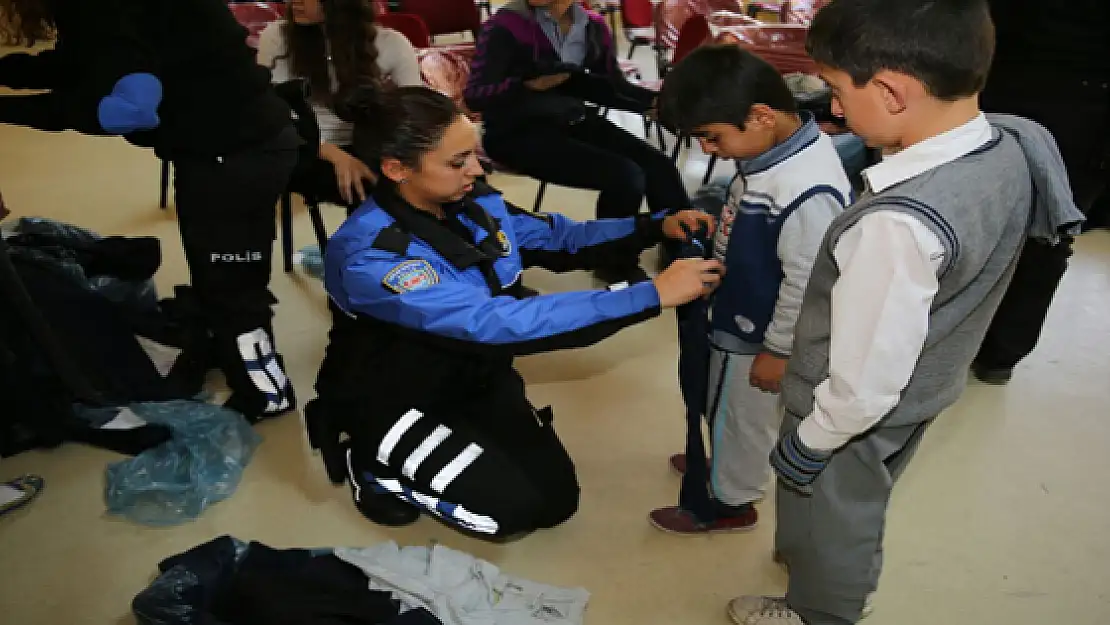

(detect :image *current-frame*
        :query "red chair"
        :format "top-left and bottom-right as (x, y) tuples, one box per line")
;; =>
(227, 1), (287, 48)
(398, 0), (482, 40)
(620, 0), (657, 60)
(715, 23), (816, 74)
(378, 12), (433, 48)
(652, 14), (713, 164)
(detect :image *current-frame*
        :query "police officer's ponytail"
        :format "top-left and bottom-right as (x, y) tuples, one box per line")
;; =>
(335, 84), (462, 181)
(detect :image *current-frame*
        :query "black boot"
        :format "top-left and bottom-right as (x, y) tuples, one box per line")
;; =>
(971, 361), (1013, 385)
(217, 328), (296, 423)
(344, 447), (421, 528)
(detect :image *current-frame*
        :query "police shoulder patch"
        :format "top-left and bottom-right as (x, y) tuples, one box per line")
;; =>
(382, 259), (439, 293)
(496, 230), (512, 257)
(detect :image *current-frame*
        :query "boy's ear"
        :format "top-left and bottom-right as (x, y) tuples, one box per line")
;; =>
(747, 104), (778, 129)
(872, 70), (910, 115)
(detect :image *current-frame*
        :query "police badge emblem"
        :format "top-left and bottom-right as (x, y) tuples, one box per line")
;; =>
(382, 259), (439, 293)
(495, 230), (512, 256)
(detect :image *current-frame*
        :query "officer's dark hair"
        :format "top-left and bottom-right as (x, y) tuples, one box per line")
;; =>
(658, 45), (798, 135)
(336, 84), (462, 173)
(806, 0), (995, 100)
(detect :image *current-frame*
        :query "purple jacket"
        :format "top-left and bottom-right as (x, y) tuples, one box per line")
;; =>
(464, 0), (655, 132)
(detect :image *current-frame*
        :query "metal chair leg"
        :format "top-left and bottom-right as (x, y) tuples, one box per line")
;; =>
(308, 200), (328, 253)
(159, 160), (170, 209)
(533, 181), (548, 212)
(281, 192), (294, 273)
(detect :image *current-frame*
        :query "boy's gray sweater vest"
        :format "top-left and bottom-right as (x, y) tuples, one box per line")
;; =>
(782, 129), (1033, 428)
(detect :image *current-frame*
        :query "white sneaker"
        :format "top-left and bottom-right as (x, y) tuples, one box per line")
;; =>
(727, 596), (804, 625)
(862, 593), (874, 618)
(727, 595), (874, 624)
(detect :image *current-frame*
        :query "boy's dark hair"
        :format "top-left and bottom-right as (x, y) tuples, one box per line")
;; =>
(658, 44), (798, 135)
(806, 0), (995, 100)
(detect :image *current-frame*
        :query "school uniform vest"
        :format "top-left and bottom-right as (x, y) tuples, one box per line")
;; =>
(710, 116), (853, 352)
(782, 129), (1034, 427)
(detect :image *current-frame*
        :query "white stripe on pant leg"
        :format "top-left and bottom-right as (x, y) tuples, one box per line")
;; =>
(262, 352), (290, 391)
(236, 328), (288, 412)
(402, 425), (452, 480)
(346, 447), (361, 502)
(430, 443), (483, 493)
(377, 409), (423, 465)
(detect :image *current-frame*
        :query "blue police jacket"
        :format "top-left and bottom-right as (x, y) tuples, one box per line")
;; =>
(324, 185), (668, 356)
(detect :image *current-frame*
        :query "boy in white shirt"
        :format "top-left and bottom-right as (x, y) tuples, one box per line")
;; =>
(727, 0), (1084, 623)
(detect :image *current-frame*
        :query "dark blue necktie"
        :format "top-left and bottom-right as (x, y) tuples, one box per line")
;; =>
(674, 224), (716, 522)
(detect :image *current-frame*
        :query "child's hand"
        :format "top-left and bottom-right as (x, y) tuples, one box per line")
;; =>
(662, 210), (716, 241)
(749, 352), (788, 393)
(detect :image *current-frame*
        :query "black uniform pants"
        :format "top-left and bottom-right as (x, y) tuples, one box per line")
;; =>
(343, 366), (581, 538)
(975, 71), (1108, 370)
(172, 126), (299, 416)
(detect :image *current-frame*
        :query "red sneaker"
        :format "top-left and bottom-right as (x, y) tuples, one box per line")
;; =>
(648, 505), (758, 535)
(669, 453), (710, 476)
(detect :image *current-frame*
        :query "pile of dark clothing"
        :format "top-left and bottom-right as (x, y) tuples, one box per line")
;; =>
(132, 536), (442, 625)
(0, 217), (214, 458)
(135, 536), (592, 625)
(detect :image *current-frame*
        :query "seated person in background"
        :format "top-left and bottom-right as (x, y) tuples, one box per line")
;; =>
(257, 0), (423, 206)
(304, 85), (721, 540)
(465, 0), (693, 285)
(648, 45), (852, 535)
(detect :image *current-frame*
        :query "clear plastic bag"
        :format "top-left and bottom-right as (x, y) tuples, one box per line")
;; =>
(296, 244), (325, 280)
(104, 401), (262, 526)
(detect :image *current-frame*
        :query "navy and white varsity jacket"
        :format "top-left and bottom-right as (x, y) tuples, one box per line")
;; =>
(710, 113), (854, 356)
(324, 184), (666, 356)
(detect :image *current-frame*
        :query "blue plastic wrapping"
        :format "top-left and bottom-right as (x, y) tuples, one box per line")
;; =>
(103, 401), (262, 526)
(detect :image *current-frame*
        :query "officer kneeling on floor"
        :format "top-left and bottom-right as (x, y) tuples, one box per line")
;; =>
(304, 85), (722, 539)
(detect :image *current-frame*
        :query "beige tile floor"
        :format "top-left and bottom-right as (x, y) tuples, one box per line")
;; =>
(3, 39), (1110, 625)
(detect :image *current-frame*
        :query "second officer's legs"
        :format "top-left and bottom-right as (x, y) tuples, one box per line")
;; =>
(173, 128), (299, 421)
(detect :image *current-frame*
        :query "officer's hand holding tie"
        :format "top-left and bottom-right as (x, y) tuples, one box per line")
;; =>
(653, 211), (724, 307)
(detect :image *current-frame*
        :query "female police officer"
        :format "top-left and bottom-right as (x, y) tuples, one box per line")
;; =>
(305, 85), (722, 539)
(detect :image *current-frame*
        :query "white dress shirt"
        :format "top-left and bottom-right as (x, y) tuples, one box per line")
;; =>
(796, 114), (993, 451)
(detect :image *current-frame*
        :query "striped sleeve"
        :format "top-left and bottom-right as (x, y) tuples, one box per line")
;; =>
(463, 21), (525, 112)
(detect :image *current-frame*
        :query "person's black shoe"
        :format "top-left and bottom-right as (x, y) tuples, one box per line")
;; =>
(971, 361), (1013, 385)
(345, 449), (421, 527)
(350, 478), (422, 528)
